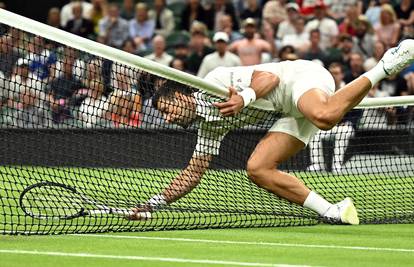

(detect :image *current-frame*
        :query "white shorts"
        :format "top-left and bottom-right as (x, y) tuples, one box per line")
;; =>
(269, 62), (335, 145)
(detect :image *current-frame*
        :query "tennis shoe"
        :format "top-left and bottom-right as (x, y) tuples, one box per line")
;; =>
(381, 39), (414, 77)
(323, 197), (359, 225)
(128, 205), (152, 220)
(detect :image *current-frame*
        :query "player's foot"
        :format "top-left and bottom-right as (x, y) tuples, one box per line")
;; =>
(381, 39), (414, 77)
(306, 164), (324, 172)
(323, 197), (359, 225)
(128, 206), (152, 220)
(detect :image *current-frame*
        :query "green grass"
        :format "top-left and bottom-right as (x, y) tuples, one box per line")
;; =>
(1, 166), (414, 266)
(1, 224), (414, 267)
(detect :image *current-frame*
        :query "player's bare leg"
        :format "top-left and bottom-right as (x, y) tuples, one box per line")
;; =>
(298, 39), (414, 129)
(246, 132), (310, 204)
(247, 131), (358, 224)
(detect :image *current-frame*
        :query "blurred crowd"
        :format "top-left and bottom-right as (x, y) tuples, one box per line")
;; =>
(0, 0), (413, 129)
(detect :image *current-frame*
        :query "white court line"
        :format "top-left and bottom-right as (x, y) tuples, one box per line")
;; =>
(72, 234), (414, 253)
(0, 249), (316, 267)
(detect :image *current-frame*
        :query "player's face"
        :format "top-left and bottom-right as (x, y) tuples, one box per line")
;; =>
(157, 92), (196, 128)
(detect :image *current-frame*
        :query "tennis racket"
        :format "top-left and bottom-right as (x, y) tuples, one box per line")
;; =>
(19, 181), (134, 220)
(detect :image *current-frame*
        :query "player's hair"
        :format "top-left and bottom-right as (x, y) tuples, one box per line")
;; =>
(151, 80), (193, 109)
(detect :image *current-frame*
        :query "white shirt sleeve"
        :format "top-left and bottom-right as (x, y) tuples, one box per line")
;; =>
(204, 66), (254, 90)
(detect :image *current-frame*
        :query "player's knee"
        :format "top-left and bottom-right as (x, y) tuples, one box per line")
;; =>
(246, 159), (261, 182)
(246, 159), (272, 186)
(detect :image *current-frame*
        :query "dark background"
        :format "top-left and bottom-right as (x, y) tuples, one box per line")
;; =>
(3, 0), (69, 23)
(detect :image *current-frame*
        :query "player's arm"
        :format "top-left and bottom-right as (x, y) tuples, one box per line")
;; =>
(129, 154), (212, 220)
(161, 154), (212, 203)
(214, 70), (279, 116)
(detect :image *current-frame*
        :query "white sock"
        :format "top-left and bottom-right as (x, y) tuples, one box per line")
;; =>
(303, 191), (332, 216)
(362, 64), (387, 87)
(147, 194), (167, 210)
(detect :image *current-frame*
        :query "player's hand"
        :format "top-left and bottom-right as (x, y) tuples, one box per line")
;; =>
(128, 205), (152, 220)
(213, 87), (244, 117)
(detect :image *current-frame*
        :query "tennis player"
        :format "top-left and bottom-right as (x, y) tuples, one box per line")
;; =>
(130, 39), (414, 224)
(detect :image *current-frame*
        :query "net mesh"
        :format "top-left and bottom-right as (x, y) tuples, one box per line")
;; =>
(0, 20), (414, 235)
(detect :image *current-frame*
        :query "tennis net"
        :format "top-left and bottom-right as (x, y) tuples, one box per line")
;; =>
(0, 9), (413, 234)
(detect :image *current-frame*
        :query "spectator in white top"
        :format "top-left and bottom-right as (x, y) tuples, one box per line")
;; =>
(97, 3), (129, 49)
(129, 3), (155, 52)
(60, 0), (93, 28)
(305, 0), (339, 49)
(197, 32), (241, 78)
(149, 0), (175, 38)
(277, 2), (300, 42)
(281, 16), (310, 55)
(145, 35), (173, 66)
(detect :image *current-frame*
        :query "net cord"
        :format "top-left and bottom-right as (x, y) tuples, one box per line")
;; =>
(0, 9), (413, 110)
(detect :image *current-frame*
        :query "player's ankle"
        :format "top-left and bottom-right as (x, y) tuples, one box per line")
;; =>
(303, 191), (332, 216)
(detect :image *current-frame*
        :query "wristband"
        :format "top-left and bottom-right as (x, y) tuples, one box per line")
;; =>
(238, 87), (256, 108)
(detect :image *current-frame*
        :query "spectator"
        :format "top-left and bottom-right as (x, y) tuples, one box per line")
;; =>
(374, 4), (401, 48)
(120, 0), (135, 20)
(305, 1), (339, 49)
(325, 34), (354, 70)
(89, 0), (108, 35)
(7, 58), (42, 106)
(122, 38), (138, 55)
(6, 59), (50, 128)
(260, 20), (277, 61)
(262, 0), (287, 29)
(149, 0), (175, 38)
(45, 48), (86, 123)
(181, 0), (209, 31)
(303, 29), (327, 63)
(364, 0), (390, 27)
(217, 14), (243, 43)
(352, 15), (375, 58)
(98, 3), (129, 49)
(397, 0), (414, 28)
(344, 52), (365, 84)
(240, 0), (262, 24)
(281, 16), (310, 55)
(47, 7), (62, 29)
(197, 32), (241, 78)
(0, 33), (21, 77)
(24, 36), (57, 82)
(338, 4), (361, 36)
(60, 0), (93, 28)
(78, 79), (109, 127)
(307, 63), (363, 174)
(277, 45), (297, 61)
(64, 1), (94, 39)
(228, 18), (271, 66)
(326, 0), (362, 22)
(186, 22), (214, 74)
(277, 2), (300, 43)
(109, 91), (142, 128)
(363, 40), (386, 71)
(169, 57), (188, 72)
(205, 0), (239, 31)
(129, 3), (155, 52)
(145, 35), (173, 66)
(172, 41), (190, 60)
